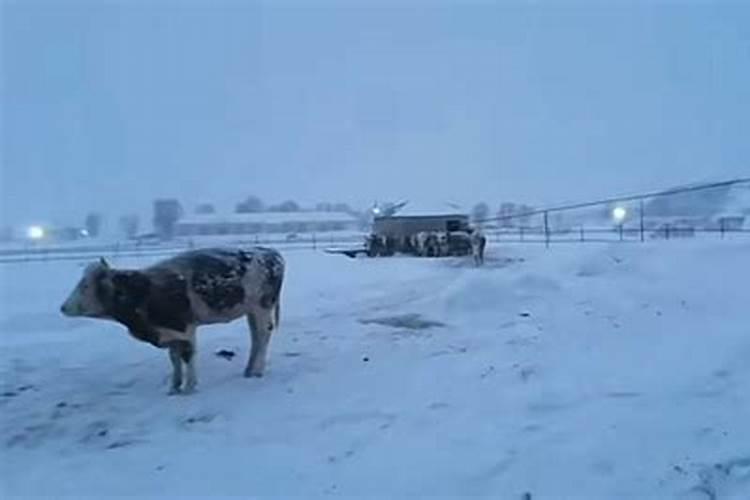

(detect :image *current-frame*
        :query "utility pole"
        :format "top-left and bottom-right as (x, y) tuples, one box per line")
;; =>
(639, 199), (645, 242)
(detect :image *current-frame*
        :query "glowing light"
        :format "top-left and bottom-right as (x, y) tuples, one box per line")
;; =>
(27, 226), (45, 240)
(372, 207), (382, 216)
(80, 229), (89, 237)
(612, 206), (627, 223)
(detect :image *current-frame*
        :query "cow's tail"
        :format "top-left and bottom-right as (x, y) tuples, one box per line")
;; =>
(274, 300), (281, 330)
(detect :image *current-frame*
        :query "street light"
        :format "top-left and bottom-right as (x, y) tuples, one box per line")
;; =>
(612, 206), (627, 223)
(27, 225), (45, 240)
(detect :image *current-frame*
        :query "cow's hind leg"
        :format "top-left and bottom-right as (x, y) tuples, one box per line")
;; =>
(168, 345), (183, 395)
(245, 307), (276, 378)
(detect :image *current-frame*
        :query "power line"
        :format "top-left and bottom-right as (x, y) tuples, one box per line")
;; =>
(478, 177), (750, 223)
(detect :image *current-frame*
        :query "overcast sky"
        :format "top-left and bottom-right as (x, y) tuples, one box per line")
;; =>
(2, 0), (749, 228)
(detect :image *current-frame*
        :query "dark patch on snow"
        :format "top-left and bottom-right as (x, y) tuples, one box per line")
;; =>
(106, 439), (138, 450)
(428, 402), (450, 411)
(606, 391), (641, 399)
(359, 313), (445, 330)
(713, 369), (731, 379)
(182, 413), (216, 426)
(215, 349), (236, 360)
(518, 366), (536, 382)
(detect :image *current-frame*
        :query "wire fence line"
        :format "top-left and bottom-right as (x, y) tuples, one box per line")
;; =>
(2, 178), (748, 264)
(0, 234), (365, 265)
(1, 226), (748, 265)
(476, 177), (750, 225)
(477, 177), (750, 248)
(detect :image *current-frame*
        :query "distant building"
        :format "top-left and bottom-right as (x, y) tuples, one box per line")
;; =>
(175, 211), (359, 237)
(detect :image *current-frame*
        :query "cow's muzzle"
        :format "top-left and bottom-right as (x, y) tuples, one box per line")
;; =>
(60, 303), (77, 317)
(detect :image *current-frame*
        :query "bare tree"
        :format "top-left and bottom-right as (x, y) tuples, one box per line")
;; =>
(269, 200), (300, 212)
(118, 214), (140, 239)
(517, 204), (534, 227)
(497, 202), (518, 228)
(333, 202), (353, 214)
(235, 196), (264, 213)
(471, 202), (490, 223)
(195, 203), (216, 214)
(85, 212), (103, 237)
(153, 199), (183, 239)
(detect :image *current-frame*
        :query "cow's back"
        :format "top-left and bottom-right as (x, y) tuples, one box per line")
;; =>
(148, 247), (284, 324)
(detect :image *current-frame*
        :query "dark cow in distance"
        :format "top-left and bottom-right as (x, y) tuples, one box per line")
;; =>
(60, 247), (285, 394)
(470, 229), (487, 266)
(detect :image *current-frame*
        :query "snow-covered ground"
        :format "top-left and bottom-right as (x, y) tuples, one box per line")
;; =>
(1, 241), (749, 498)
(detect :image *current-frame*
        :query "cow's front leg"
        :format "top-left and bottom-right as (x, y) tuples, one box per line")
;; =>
(183, 331), (198, 393)
(168, 345), (183, 395)
(245, 308), (274, 378)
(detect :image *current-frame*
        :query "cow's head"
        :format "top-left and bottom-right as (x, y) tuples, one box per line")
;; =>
(60, 258), (113, 318)
(62, 257), (152, 316)
(61, 258), (153, 319)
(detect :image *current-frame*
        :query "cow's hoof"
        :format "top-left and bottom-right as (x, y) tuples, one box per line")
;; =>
(244, 370), (264, 378)
(183, 384), (197, 395)
(168, 387), (182, 396)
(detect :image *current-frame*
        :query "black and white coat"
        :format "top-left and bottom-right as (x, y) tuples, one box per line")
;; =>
(470, 230), (487, 266)
(61, 247), (285, 394)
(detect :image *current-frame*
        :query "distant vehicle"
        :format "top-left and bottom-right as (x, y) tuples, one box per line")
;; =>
(365, 213), (474, 257)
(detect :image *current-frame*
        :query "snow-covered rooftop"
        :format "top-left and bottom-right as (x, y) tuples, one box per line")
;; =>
(383, 202), (469, 218)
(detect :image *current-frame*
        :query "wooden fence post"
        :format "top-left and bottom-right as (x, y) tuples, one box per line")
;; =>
(544, 211), (550, 248)
(639, 199), (645, 242)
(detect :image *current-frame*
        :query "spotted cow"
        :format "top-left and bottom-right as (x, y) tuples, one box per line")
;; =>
(415, 231), (441, 257)
(60, 247), (285, 394)
(470, 230), (487, 266)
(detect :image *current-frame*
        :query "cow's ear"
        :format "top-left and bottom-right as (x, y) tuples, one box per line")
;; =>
(99, 257), (110, 269)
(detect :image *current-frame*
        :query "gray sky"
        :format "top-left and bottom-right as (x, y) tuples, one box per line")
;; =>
(2, 0), (749, 229)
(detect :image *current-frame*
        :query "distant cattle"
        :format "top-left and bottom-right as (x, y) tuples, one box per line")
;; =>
(470, 230), (487, 266)
(415, 231), (441, 257)
(437, 232), (450, 257)
(60, 247), (285, 394)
